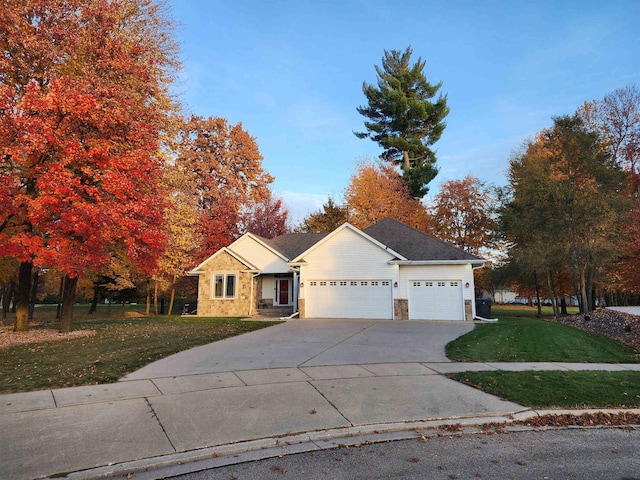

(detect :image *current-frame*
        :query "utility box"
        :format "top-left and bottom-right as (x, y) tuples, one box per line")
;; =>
(475, 298), (492, 318)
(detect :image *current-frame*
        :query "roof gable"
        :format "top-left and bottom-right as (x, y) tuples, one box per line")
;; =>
(189, 247), (257, 274)
(290, 223), (406, 263)
(363, 218), (484, 262)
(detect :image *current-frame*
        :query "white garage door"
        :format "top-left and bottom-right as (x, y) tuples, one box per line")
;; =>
(305, 280), (393, 319)
(408, 280), (464, 321)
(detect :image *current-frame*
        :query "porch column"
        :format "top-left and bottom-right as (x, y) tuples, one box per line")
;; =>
(293, 270), (299, 313)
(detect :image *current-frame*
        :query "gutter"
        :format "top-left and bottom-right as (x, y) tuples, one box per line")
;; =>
(388, 260), (486, 266)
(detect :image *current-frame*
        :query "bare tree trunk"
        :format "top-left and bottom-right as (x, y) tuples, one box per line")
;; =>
(88, 284), (99, 314)
(560, 296), (568, 315)
(56, 276), (64, 319)
(2, 280), (15, 324)
(168, 275), (176, 316)
(579, 267), (590, 314)
(14, 261), (32, 332)
(533, 269), (542, 318)
(587, 264), (595, 311)
(402, 151), (411, 171)
(59, 275), (78, 333)
(546, 269), (559, 317)
(28, 268), (39, 321)
(153, 279), (159, 316)
(145, 281), (151, 316)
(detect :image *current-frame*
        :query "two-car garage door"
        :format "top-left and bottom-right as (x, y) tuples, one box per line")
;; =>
(305, 280), (393, 319)
(304, 278), (464, 321)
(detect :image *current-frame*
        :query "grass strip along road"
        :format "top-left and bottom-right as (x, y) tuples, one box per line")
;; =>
(446, 307), (640, 408)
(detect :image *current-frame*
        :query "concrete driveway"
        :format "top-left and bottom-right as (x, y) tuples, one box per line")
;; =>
(124, 319), (475, 380)
(5, 319), (639, 479)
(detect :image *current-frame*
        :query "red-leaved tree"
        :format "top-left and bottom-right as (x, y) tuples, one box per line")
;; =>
(0, 0), (179, 331)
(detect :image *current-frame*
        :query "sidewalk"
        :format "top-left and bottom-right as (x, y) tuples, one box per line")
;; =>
(2, 361), (640, 480)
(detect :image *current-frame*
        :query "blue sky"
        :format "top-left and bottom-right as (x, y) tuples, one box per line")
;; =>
(168, 0), (640, 223)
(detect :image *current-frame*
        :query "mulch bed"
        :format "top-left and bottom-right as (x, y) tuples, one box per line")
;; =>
(551, 309), (640, 353)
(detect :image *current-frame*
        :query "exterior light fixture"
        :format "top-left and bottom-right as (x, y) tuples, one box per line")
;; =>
(465, 282), (470, 288)
(394, 282), (398, 287)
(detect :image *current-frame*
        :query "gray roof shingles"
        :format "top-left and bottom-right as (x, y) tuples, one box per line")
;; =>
(364, 218), (484, 262)
(253, 218), (482, 263)
(256, 232), (330, 261)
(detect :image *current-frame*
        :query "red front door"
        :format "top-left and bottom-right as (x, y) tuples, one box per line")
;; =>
(278, 279), (289, 305)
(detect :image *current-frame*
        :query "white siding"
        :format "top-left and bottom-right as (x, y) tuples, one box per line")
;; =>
(261, 276), (276, 301)
(299, 227), (398, 299)
(232, 235), (290, 273)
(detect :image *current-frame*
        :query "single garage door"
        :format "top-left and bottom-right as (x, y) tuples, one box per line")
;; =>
(408, 280), (464, 321)
(305, 280), (393, 319)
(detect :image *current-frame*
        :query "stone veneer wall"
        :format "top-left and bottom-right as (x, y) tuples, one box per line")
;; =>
(298, 298), (306, 319)
(464, 299), (473, 321)
(394, 299), (408, 320)
(197, 252), (254, 317)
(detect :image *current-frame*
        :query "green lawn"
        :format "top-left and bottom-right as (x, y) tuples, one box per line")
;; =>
(448, 370), (640, 409)
(492, 304), (580, 318)
(445, 310), (640, 409)
(446, 316), (639, 363)
(0, 315), (280, 394)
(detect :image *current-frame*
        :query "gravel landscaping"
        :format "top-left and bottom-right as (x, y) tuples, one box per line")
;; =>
(552, 309), (640, 353)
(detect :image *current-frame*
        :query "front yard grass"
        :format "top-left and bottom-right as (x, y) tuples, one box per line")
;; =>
(446, 316), (640, 363)
(0, 316), (280, 394)
(448, 370), (640, 409)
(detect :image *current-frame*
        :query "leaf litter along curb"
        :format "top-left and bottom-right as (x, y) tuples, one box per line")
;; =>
(477, 412), (640, 433)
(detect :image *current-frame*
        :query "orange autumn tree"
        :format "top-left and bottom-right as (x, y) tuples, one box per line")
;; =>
(344, 161), (430, 231)
(429, 175), (498, 256)
(176, 115), (274, 262)
(579, 85), (640, 295)
(0, 0), (179, 332)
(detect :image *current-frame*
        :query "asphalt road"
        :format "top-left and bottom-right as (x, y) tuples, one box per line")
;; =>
(170, 428), (640, 480)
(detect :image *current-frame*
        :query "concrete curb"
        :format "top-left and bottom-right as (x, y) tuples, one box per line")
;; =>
(52, 408), (640, 480)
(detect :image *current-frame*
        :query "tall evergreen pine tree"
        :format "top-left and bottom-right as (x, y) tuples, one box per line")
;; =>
(355, 46), (449, 197)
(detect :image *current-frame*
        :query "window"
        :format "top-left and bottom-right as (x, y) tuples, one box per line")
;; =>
(330, 281), (337, 286)
(450, 281), (459, 287)
(438, 281), (446, 287)
(213, 273), (236, 299)
(340, 281), (347, 286)
(310, 281), (317, 287)
(226, 275), (236, 297)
